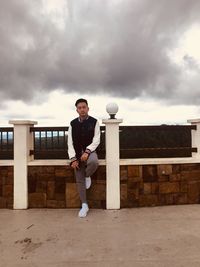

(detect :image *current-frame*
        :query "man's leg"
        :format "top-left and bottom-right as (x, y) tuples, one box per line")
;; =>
(86, 151), (99, 177)
(74, 162), (87, 203)
(74, 152), (98, 203)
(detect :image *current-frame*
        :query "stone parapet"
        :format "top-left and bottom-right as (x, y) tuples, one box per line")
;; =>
(0, 166), (13, 208)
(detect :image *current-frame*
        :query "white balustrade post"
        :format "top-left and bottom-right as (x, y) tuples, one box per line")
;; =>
(102, 103), (123, 209)
(9, 120), (38, 209)
(187, 119), (200, 159)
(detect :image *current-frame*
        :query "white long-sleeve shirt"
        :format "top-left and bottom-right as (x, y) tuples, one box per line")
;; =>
(67, 118), (100, 161)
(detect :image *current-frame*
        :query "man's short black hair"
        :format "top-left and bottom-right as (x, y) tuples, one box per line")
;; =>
(75, 98), (88, 107)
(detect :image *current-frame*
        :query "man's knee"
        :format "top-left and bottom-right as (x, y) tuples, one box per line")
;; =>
(86, 157), (99, 173)
(87, 158), (99, 171)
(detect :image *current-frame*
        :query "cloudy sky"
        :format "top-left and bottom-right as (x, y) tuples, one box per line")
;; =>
(1, 0), (200, 126)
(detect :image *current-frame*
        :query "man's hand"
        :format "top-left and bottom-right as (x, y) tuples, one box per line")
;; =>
(71, 160), (79, 169)
(80, 152), (89, 162)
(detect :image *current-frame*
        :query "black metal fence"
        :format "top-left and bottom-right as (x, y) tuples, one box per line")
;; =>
(0, 127), (14, 159)
(119, 125), (197, 158)
(30, 126), (68, 159)
(0, 125), (197, 160)
(29, 126), (106, 159)
(30, 125), (197, 159)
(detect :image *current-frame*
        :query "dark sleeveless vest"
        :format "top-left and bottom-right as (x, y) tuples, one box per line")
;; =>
(70, 116), (97, 159)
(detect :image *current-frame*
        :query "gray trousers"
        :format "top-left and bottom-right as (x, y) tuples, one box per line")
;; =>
(74, 151), (99, 204)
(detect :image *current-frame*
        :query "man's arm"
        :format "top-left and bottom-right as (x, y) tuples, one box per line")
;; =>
(67, 124), (77, 165)
(85, 120), (101, 155)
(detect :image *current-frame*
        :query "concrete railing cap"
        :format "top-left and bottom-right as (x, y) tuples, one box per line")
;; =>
(187, 119), (200, 124)
(9, 120), (38, 125)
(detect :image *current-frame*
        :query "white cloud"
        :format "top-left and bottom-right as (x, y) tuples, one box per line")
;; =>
(1, 90), (199, 127)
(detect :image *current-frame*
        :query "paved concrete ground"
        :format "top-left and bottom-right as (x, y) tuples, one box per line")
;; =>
(1, 205), (200, 267)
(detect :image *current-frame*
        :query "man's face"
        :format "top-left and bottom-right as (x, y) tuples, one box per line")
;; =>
(76, 102), (89, 117)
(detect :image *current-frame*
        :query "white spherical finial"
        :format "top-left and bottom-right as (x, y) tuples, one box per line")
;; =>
(106, 102), (119, 119)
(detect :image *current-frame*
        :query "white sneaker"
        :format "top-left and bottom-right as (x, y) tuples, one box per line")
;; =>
(85, 176), (91, 189)
(78, 203), (89, 218)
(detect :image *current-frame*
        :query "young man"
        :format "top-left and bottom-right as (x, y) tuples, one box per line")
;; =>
(67, 98), (100, 218)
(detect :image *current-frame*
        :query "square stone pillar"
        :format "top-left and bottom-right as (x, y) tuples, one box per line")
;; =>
(102, 118), (123, 209)
(9, 120), (38, 209)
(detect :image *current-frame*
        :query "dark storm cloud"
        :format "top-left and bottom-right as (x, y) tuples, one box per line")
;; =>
(1, 0), (200, 104)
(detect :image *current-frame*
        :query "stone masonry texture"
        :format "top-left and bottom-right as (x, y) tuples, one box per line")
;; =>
(28, 165), (106, 209)
(120, 163), (200, 208)
(1, 163), (200, 209)
(0, 166), (13, 209)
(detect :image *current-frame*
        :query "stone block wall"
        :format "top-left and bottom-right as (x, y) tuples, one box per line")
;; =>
(28, 166), (106, 208)
(1, 163), (200, 209)
(0, 166), (13, 208)
(120, 163), (200, 207)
